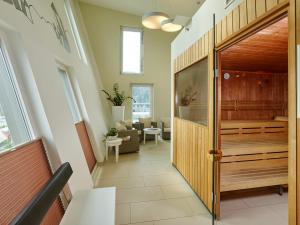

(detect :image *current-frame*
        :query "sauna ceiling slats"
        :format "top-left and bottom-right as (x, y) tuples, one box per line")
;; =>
(221, 17), (288, 72)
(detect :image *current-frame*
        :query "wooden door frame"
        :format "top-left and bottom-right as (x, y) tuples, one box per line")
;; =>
(214, 2), (297, 224)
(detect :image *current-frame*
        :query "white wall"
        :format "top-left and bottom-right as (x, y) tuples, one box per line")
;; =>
(79, 3), (176, 123)
(0, 0), (108, 193)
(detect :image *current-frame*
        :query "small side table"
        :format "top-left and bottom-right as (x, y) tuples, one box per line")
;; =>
(105, 138), (122, 162)
(143, 128), (161, 145)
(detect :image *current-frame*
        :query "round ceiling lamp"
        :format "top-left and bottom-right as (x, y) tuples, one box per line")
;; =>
(161, 19), (182, 32)
(142, 12), (169, 29)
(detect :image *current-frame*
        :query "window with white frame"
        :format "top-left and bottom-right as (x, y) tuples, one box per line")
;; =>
(0, 43), (32, 152)
(131, 84), (153, 122)
(225, 0), (235, 7)
(58, 67), (82, 123)
(121, 27), (144, 74)
(64, 0), (87, 63)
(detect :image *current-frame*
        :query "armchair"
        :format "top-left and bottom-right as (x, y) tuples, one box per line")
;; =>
(117, 129), (140, 153)
(160, 118), (171, 140)
(133, 120), (157, 142)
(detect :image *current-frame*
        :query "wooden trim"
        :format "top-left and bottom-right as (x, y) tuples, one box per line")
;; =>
(216, 1), (289, 50)
(288, 0), (298, 224)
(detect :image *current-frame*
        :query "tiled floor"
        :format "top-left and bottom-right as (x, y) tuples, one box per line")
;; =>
(94, 140), (288, 225)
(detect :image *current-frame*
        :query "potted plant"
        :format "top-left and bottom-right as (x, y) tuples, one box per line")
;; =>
(179, 86), (197, 119)
(101, 83), (136, 123)
(104, 128), (118, 140)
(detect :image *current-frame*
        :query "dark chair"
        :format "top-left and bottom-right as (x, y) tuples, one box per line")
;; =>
(118, 129), (140, 153)
(133, 121), (157, 142)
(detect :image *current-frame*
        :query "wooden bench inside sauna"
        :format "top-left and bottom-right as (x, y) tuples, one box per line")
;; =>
(220, 119), (288, 192)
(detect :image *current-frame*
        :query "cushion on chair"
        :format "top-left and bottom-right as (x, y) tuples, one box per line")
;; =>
(139, 117), (152, 128)
(121, 120), (133, 129)
(161, 118), (171, 128)
(116, 122), (127, 131)
(164, 128), (171, 132)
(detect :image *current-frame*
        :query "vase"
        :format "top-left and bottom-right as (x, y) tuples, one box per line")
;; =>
(178, 106), (190, 119)
(112, 106), (125, 124)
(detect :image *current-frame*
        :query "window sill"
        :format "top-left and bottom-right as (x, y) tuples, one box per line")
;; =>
(121, 72), (144, 76)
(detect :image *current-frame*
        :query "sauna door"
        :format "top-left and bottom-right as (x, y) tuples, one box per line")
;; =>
(211, 48), (221, 223)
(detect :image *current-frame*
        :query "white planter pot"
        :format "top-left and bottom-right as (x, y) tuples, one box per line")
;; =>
(112, 106), (125, 124)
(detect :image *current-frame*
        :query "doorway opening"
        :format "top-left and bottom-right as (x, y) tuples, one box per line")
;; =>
(217, 16), (289, 224)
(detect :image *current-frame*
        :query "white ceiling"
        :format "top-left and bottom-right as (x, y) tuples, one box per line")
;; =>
(79, 0), (206, 17)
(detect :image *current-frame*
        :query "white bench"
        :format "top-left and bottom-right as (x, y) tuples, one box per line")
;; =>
(60, 187), (116, 225)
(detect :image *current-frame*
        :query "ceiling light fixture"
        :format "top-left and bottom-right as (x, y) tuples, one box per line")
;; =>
(161, 19), (183, 32)
(142, 12), (169, 29)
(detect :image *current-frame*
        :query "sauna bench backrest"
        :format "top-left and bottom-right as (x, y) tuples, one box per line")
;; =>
(221, 120), (288, 138)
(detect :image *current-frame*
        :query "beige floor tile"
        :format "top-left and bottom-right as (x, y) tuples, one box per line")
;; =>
(130, 222), (154, 225)
(269, 203), (288, 224)
(144, 173), (185, 186)
(185, 195), (210, 215)
(220, 198), (249, 214)
(116, 204), (131, 225)
(116, 187), (164, 204)
(131, 198), (193, 223)
(154, 216), (206, 225)
(99, 165), (129, 179)
(242, 193), (288, 208)
(97, 177), (145, 189)
(161, 183), (194, 199)
(221, 206), (286, 225)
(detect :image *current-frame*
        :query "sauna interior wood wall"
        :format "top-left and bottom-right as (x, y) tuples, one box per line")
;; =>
(221, 71), (288, 120)
(173, 0), (291, 215)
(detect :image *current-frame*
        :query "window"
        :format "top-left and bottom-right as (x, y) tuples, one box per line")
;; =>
(175, 58), (208, 126)
(225, 0), (235, 7)
(0, 44), (32, 152)
(132, 84), (153, 122)
(64, 0), (87, 63)
(121, 27), (144, 74)
(58, 67), (82, 123)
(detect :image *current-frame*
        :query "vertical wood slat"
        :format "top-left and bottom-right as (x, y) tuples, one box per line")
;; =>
(266, 0), (278, 11)
(239, 1), (248, 28)
(232, 6), (240, 33)
(256, 0), (266, 17)
(227, 11), (233, 36)
(0, 139), (64, 225)
(216, 22), (222, 45)
(247, 0), (257, 23)
(173, 118), (212, 212)
(221, 18), (227, 41)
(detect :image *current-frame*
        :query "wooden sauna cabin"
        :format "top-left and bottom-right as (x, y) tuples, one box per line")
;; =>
(218, 17), (289, 194)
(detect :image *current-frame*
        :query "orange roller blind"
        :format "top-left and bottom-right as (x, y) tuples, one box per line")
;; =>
(75, 121), (97, 173)
(0, 139), (64, 225)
